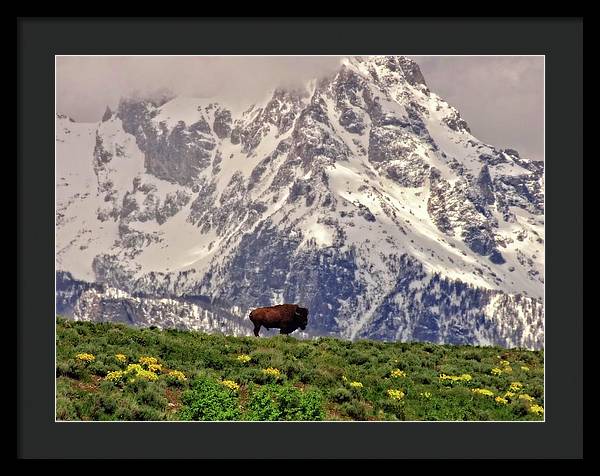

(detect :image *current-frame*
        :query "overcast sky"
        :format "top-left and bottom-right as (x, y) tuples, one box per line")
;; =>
(412, 56), (543, 161)
(56, 55), (544, 161)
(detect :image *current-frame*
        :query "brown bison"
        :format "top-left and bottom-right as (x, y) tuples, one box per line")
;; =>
(249, 304), (309, 337)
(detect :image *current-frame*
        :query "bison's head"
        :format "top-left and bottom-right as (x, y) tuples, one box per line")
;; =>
(294, 306), (309, 330)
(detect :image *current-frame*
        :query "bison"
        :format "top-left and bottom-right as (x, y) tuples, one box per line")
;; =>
(249, 304), (309, 337)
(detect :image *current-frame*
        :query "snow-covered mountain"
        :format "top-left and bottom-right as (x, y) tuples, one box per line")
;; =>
(55, 56), (544, 349)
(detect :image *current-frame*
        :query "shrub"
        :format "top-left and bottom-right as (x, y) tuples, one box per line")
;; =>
(330, 387), (352, 403)
(56, 395), (77, 420)
(180, 376), (241, 421)
(339, 400), (370, 420)
(246, 384), (325, 421)
(245, 384), (281, 421)
(201, 349), (227, 370)
(306, 367), (339, 388)
(347, 350), (370, 365)
(56, 360), (80, 379)
(137, 384), (168, 408)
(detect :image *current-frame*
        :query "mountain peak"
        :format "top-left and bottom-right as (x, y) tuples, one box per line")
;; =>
(343, 55), (428, 89)
(56, 55), (544, 350)
(102, 106), (113, 122)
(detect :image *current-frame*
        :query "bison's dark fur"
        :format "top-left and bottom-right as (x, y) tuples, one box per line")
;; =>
(249, 304), (309, 337)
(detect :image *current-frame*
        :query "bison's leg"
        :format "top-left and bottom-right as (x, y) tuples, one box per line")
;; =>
(280, 327), (294, 335)
(253, 323), (261, 337)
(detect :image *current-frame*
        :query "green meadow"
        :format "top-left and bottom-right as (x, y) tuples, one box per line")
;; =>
(56, 317), (544, 421)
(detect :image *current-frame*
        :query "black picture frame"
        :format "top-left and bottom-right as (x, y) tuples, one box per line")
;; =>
(18, 17), (583, 459)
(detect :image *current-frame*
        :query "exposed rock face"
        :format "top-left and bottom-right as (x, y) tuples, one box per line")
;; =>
(360, 266), (543, 350)
(117, 99), (216, 185)
(197, 220), (364, 337)
(56, 56), (545, 349)
(57, 113), (76, 123)
(427, 167), (505, 265)
(56, 272), (253, 335)
(443, 109), (471, 133)
(474, 165), (496, 209)
(494, 173), (544, 215)
(93, 132), (113, 168)
(236, 88), (309, 155)
(397, 56), (428, 88)
(212, 108), (232, 139)
(102, 106), (113, 122)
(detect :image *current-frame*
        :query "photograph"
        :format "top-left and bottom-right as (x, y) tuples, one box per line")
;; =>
(54, 54), (545, 422)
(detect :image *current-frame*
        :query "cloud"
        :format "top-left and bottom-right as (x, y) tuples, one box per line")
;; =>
(410, 56), (544, 161)
(56, 55), (543, 161)
(56, 56), (343, 120)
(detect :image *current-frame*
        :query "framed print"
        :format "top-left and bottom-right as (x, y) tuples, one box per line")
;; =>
(18, 17), (583, 459)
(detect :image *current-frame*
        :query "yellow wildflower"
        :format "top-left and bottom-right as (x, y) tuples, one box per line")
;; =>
(390, 369), (406, 378)
(387, 389), (405, 400)
(341, 376), (348, 382)
(105, 370), (125, 382)
(221, 380), (240, 392)
(530, 404), (544, 416)
(236, 354), (251, 363)
(419, 391), (432, 399)
(136, 369), (159, 381)
(148, 363), (162, 373)
(491, 368), (503, 376)
(262, 367), (281, 379)
(106, 362), (164, 384)
(520, 366), (530, 372)
(167, 370), (186, 382)
(518, 394), (535, 403)
(503, 391), (516, 400)
(123, 363), (158, 381)
(75, 353), (95, 362)
(115, 354), (127, 363)
(439, 373), (472, 383)
(139, 356), (158, 367)
(349, 381), (363, 389)
(495, 396), (508, 405)
(472, 388), (494, 397)
(126, 363), (144, 373)
(509, 382), (524, 392)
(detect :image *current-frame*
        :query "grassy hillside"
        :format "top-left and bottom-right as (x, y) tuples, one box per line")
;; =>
(56, 317), (544, 421)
